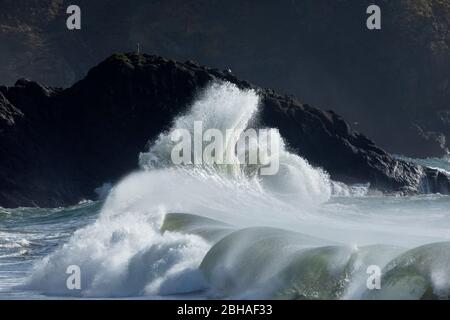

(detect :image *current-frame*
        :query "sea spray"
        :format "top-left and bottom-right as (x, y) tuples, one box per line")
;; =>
(21, 82), (450, 299)
(25, 81), (333, 297)
(140, 81), (332, 205)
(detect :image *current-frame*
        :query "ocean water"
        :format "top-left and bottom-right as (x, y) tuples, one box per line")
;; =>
(1, 82), (450, 299)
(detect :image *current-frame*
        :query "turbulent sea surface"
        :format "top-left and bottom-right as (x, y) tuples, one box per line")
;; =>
(1, 82), (450, 299)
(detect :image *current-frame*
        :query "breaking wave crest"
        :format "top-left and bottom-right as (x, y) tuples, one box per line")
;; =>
(24, 82), (450, 299)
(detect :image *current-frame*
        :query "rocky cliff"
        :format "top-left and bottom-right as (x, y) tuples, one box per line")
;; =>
(0, 53), (449, 208)
(1, 0), (449, 158)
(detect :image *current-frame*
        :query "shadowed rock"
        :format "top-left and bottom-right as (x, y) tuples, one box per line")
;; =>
(0, 53), (449, 208)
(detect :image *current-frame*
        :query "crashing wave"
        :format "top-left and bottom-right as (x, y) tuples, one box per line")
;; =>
(23, 82), (450, 299)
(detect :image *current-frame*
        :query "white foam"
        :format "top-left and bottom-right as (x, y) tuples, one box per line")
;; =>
(26, 82), (334, 297)
(26, 82), (450, 298)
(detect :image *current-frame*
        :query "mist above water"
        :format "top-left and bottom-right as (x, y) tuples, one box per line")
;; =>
(13, 82), (450, 299)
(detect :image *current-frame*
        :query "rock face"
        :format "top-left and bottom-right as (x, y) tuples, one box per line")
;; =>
(0, 53), (449, 208)
(1, 0), (449, 158)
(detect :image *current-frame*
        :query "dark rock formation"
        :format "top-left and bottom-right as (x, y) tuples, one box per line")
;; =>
(0, 53), (449, 208)
(1, 0), (449, 158)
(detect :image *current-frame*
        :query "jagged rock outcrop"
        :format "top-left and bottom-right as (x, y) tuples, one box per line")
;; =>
(0, 53), (449, 208)
(1, 0), (449, 158)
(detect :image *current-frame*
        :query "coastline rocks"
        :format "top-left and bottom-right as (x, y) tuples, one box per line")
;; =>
(0, 53), (449, 208)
